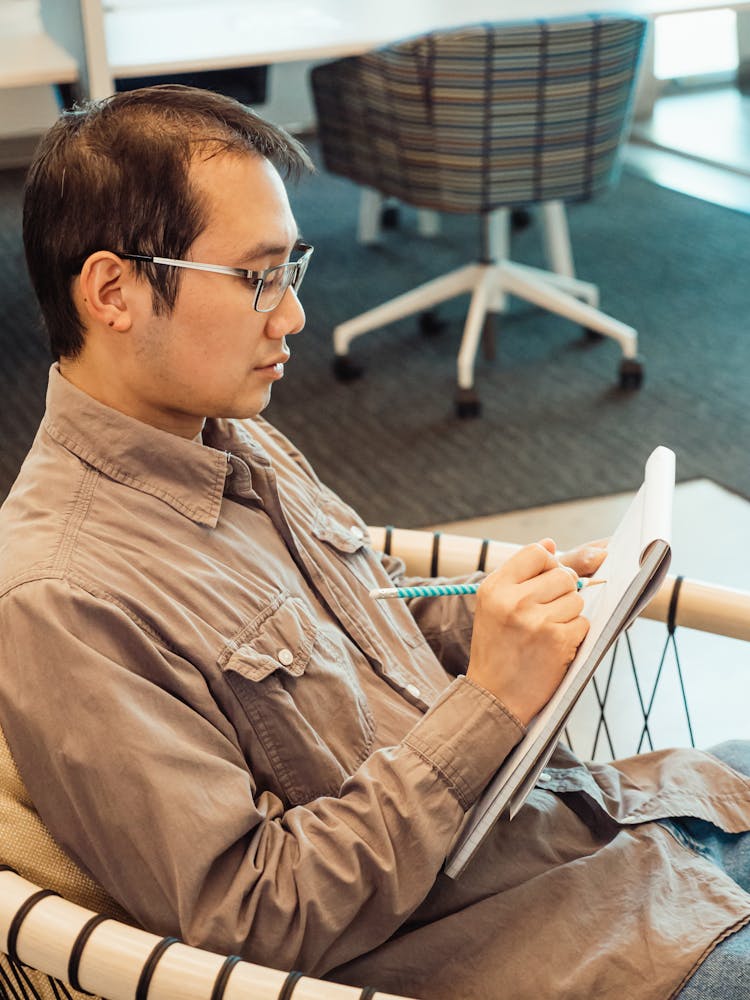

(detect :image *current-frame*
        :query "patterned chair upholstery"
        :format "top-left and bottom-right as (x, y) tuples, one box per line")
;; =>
(3, 526), (749, 999)
(311, 16), (647, 416)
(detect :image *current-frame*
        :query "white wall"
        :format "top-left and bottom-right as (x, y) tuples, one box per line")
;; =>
(0, 86), (59, 137)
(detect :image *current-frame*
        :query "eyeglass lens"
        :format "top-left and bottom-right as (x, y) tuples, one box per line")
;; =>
(256, 253), (310, 313)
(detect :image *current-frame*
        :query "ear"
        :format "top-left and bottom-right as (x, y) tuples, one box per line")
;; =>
(75, 252), (138, 333)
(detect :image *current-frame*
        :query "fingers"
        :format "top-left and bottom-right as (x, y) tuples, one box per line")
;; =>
(550, 615), (591, 668)
(565, 613), (591, 652)
(560, 539), (609, 578)
(501, 540), (560, 584)
(488, 542), (582, 606)
(546, 589), (585, 624)
(521, 564), (579, 604)
(501, 538), (609, 586)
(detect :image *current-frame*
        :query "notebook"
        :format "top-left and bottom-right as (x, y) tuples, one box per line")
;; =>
(445, 445), (675, 880)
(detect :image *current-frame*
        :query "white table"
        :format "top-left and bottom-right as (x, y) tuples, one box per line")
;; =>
(96, 0), (750, 79)
(75, 0), (750, 125)
(7, 1), (750, 107)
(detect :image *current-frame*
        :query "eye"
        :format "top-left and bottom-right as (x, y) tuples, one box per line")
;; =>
(262, 268), (283, 287)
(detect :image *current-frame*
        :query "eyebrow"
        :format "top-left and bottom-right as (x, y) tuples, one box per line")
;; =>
(239, 236), (302, 265)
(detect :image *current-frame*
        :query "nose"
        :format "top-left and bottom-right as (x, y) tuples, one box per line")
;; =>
(266, 286), (305, 339)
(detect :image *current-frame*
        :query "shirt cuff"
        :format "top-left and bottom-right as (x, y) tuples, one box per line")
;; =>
(403, 675), (525, 811)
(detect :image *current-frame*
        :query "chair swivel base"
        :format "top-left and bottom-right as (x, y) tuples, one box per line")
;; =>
(331, 258), (642, 415)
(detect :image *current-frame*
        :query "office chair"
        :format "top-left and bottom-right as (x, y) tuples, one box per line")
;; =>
(311, 16), (647, 417)
(2, 522), (749, 998)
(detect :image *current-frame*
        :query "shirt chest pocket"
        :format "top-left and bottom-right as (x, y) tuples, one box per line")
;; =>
(219, 592), (376, 806)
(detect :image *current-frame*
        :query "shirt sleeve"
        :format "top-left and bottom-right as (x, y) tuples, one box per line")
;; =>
(0, 577), (524, 977)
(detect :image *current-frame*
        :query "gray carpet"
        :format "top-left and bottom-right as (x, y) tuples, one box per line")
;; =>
(2, 156), (750, 526)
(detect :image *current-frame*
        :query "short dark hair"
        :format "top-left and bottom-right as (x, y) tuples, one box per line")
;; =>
(22, 84), (314, 360)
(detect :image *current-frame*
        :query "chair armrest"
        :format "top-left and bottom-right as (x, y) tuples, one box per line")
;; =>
(367, 525), (519, 579)
(368, 526), (750, 642)
(0, 869), (415, 1000)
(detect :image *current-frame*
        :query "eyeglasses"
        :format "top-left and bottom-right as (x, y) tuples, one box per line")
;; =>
(117, 240), (313, 313)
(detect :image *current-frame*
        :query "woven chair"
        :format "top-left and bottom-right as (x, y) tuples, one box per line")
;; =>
(311, 16), (648, 417)
(2, 526), (749, 1000)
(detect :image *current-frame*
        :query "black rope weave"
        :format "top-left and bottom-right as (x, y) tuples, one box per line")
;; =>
(667, 575), (684, 634)
(589, 637), (620, 759)
(134, 937), (179, 1000)
(429, 531), (441, 577)
(277, 969), (303, 1000)
(0, 959), (25, 1000)
(4, 957), (46, 1000)
(477, 539), (489, 573)
(7, 890), (58, 965)
(209, 955), (242, 1000)
(67, 914), (111, 993)
(670, 629), (696, 748)
(383, 525), (394, 556)
(48, 976), (74, 1000)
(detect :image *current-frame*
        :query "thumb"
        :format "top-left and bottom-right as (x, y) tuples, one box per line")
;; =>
(538, 537), (576, 582)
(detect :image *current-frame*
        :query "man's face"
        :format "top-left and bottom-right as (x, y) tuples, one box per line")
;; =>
(126, 151), (305, 434)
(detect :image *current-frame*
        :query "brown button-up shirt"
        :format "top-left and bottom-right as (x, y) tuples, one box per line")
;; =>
(1, 366), (749, 999)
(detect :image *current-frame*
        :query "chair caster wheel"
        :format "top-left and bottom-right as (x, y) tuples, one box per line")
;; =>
(618, 357), (644, 390)
(381, 205), (400, 229)
(584, 328), (605, 342)
(419, 310), (446, 336)
(511, 207), (533, 231)
(332, 355), (364, 382)
(455, 388), (482, 418)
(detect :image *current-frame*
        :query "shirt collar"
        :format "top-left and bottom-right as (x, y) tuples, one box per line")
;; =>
(42, 365), (238, 528)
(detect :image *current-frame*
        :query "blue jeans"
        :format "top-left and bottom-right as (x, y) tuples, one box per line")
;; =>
(673, 741), (750, 999)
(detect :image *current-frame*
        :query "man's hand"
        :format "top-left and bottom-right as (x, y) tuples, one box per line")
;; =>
(557, 537), (608, 579)
(466, 540), (590, 726)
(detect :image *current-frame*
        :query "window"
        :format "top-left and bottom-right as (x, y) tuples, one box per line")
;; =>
(654, 9), (738, 81)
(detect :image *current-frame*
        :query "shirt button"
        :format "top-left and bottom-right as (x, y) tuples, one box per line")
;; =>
(350, 525), (364, 540)
(277, 648), (294, 666)
(405, 683), (421, 699)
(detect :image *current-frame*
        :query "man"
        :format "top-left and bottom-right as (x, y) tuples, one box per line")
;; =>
(1, 86), (749, 999)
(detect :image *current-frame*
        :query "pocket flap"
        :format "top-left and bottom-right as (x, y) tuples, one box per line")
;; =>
(219, 595), (316, 682)
(312, 493), (370, 554)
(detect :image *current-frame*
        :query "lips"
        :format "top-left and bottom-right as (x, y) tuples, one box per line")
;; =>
(254, 355), (289, 381)
(256, 354), (289, 370)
